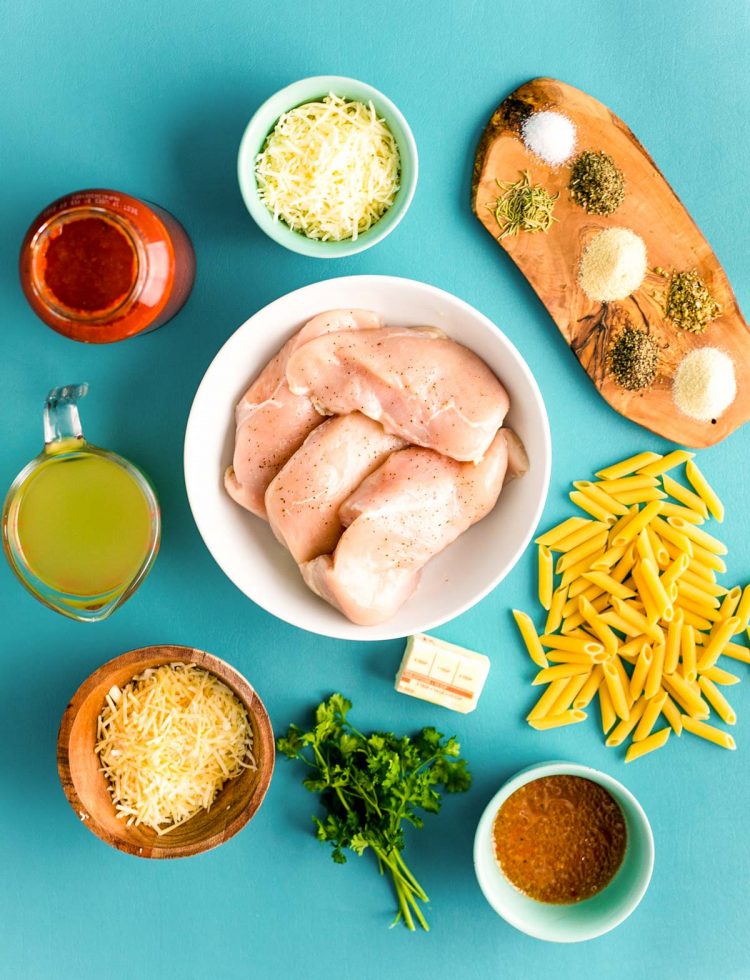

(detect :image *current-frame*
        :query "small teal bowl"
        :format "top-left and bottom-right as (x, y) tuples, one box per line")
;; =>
(237, 76), (418, 258)
(474, 761), (654, 942)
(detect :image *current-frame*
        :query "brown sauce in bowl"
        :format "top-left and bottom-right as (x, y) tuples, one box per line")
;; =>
(493, 775), (627, 904)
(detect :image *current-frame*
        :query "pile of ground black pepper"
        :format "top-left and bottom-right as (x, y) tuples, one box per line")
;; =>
(609, 326), (658, 390)
(569, 150), (625, 215)
(663, 269), (721, 333)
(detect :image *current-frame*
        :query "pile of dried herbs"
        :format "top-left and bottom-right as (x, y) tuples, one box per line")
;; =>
(568, 150), (625, 215)
(492, 171), (558, 240)
(609, 326), (659, 391)
(663, 269), (721, 333)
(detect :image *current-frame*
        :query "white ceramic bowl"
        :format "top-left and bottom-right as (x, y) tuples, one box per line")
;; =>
(184, 275), (551, 641)
(474, 762), (655, 943)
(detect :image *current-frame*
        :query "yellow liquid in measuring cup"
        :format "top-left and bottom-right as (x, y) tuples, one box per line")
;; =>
(13, 452), (153, 598)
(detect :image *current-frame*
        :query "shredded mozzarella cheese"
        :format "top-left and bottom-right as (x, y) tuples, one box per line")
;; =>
(95, 663), (255, 835)
(255, 93), (400, 242)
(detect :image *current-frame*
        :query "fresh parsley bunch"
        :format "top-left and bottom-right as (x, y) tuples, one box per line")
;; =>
(277, 693), (471, 931)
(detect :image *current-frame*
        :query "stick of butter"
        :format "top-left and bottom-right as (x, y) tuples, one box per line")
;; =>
(395, 634), (490, 713)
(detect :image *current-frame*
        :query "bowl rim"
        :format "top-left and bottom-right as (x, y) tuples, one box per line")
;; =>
(473, 760), (655, 943)
(237, 74), (419, 257)
(183, 274), (552, 641)
(56, 644), (275, 859)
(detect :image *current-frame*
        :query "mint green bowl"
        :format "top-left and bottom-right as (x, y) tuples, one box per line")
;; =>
(237, 76), (418, 258)
(474, 761), (654, 942)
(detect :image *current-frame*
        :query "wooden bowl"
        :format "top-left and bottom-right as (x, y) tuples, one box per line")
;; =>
(57, 645), (275, 858)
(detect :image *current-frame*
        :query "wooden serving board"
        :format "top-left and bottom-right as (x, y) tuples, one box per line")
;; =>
(472, 77), (750, 448)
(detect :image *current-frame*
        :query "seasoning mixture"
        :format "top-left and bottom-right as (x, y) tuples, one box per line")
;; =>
(521, 111), (577, 167)
(492, 171), (558, 239)
(609, 326), (659, 391)
(673, 347), (736, 422)
(579, 227), (647, 302)
(493, 775), (627, 904)
(96, 663), (255, 834)
(663, 269), (721, 333)
(255, 93), (400, 242)
(569, 150), (625, 215)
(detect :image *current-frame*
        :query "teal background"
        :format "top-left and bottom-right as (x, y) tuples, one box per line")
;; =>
(1, 1), (748, 978)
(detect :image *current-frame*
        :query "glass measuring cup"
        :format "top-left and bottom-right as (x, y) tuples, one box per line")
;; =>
(2, 384), (160, 621)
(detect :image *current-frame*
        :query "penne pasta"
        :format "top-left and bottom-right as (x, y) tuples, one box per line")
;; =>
(612, 501), (664, 547)
(573, 481), (630, 517)
(661, 473), (708, 517)
(651, 516), (694, 557)
(722, 640), (750, 665)
(548, 672), (592, 716)
(613, 487), (668, 506)
(625, 727), (671, 762)
(685, 459), (724, 523)
(536, 516), (590, 548)
(681, 715), (736, 750)
(661, 692), (683, 735)
(597, 476), (660, 493)
(573, 664), (604, 708)
(555, 520), (611, 553)
(578, 596), (619, 656)
(633, 690), (668, 742)
(559, 593), (609, 634)
(512, 609), (549, 669)
(618, 634), (652, 658)
(582, 570), (636, 600)
(680, 568), (725, 596)
(527, 678), (570, 721)
(591, 543), (627, 571)
(639, 450), (694, 477)
(636, 558), (673, 623)
(544, 585), (569, 634)
(595, 452), (662, 481)
(668, 517), (728, 556)
(733, 585), (750, 632)
(538, 545), (554, 610)
(538, 633), (605, 655)
(569, 491), (617, 524)
(698, 676), (736, 725)
(636, 528), (657, 565)
(675, 596), (720, 627)
(680, 624), (697, 682)
(676, 577), (721, 609)
(611, 596), (664, 643)
(664, 608), (684, 675)
(696, 617), (742, 671)
(547, 650), (599, 665)
(679, 607), (716, 633)
(605, 698), (648, 747)
(556, 531), (609, 573)
(690, 544), (727, 574)
(647, 526), (670, 567)
(560, 556), (602, 588)
(600, 610), (642, 638)
(659, 501), (706, 525)
(598, 683), (616, 734)
(701, 664), (741, 685)
(533, 663), (592, 686)
(602, 660), (630, 721)
(644, 643), (665, 700)
(528, 709), (587, 731)
(719, 586), (742, 620)
(662, 671), (708, 718)
(629, 643), (653, 701)
(565, 578), (602, 606)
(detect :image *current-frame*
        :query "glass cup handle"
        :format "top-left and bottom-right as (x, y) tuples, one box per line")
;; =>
(43, 382), (89, 450)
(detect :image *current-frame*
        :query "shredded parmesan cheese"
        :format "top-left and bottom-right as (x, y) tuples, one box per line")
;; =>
(95, 663), (255, 835)
(255, 93), (400, 242)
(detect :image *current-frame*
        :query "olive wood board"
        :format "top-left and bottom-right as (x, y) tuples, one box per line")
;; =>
(472, 77), (750, 448)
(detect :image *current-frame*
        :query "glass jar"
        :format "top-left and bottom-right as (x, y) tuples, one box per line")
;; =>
(19, 188), (196, 343)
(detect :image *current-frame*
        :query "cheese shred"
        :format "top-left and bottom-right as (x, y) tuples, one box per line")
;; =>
(95, 663), (255, 835)
(255, 93), (400, 242)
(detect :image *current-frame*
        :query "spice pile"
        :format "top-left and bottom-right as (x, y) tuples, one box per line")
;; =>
(609, 326), (659, 391)
(579, 228), (647, 302)
(673, 347), (736, 422)
(569, 150), (625, 215)
(664, 269), (721, 333)
(521, 111), (577, 167)
(492, 171), (558, 239)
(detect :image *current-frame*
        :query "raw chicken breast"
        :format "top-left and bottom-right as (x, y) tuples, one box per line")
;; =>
(285, 326), (509, 463)
(265, 413), (405, 564)
(301, 429), (514, 626)
(224, 309), (381, 519)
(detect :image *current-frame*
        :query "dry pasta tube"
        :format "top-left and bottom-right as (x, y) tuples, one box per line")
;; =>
(595, 451), (662, 480)
(668, 517), (728, 556)
(598, 683), (616, 734)
(582, 571), (635, 600)
(636, 528), (657, 565)
(605, 699), (647, 747)
(690, 544), (727, 574)
(533, 663), (592, 686)
(685, 460), (724, 522)
(661, 473), (708, 517)
(696, 617), (742, 671)
(677, 577), (721, 609)
(573, 665), (604, 708)
(662, 672), (708, 718)
(602, 661), (630, 721)
(611, 597), (664, 643)
(698, 677), (736, 725)
(719, 586), (742, 619)
(661, 693), (683, 736)
(538, 545), (553, 610)
(734, 585), (750, 632)
(536, 517), (589, 548)
(512, 610), (548, 669)
(614, 487), (668, 506)
(548, 672), (591, 715)
(555, 519), (611, 553)
(527, 678), (570, 721)
(612, 501), (664, 547)
(573, 481), (630, 517)
(681, 568), (725, 596)
(638, 450), (694, 477)
(644, 643), (665, 700)
(633, 690), (668, 742)
(544, 586), (568, 634)
(629, 644), (653, 701)
(528, 710), (587, 731)
(569, 491), (616, 524)
(539, 633), (603, 656)
(679, 606), (716, 633)
(659, 502), (706, 525)
(556, 531), (609, 573)
(547, 649), (600, 665)
(681, 715), (736, 750)
(598, 475), (659, 493)
(578, 597), (618, 656)
(680, 624), (697, 681)
(664, 609), (683, 675)
(721, 641), (750, 666)
(591, 544), (626, 571)
(638, 558), (674, 622)
(651, 516), (694, 556)
(647, 526), (670, 567)
(625, 727), (671, 763)
(701, 664), (741, 685)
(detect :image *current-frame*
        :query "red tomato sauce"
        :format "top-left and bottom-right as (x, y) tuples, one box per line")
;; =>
(42, 217), (137, 314)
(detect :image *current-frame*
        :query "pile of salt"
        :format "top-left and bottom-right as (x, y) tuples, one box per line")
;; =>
(673, 348), (736, 422)
(521, 111), (576, 167)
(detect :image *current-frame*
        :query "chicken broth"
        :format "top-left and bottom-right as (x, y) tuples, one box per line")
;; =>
(493, 775), (627, 904)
